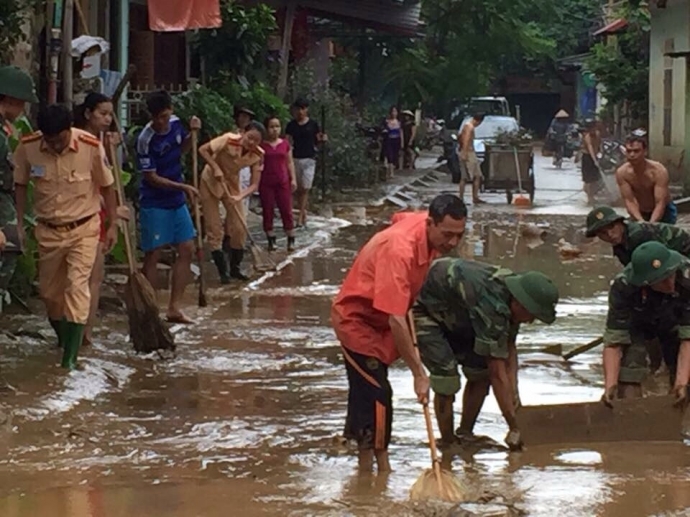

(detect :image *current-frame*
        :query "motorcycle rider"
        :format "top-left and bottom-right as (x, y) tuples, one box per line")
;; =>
(547, 110), (570, 168)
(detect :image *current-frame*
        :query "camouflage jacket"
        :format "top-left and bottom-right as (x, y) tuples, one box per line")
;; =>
(0, 115), (12, 192)
(604, 259), (690, 346)
(414, 258), (519, 360)
(613, 221), (690, 266)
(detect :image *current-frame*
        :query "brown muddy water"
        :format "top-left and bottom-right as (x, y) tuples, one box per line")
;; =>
(1, 203), (689, 517)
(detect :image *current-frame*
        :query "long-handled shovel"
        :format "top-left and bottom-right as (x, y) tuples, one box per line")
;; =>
(536, 336), (604, 360)
(190, 129), (207, 307)
(109, 141), (175, 353)
(407, 312), (466, 503)
(220, 182), (276, 273)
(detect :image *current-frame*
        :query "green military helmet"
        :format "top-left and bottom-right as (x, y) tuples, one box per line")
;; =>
(585, 206), (625, 237)
(505, 271), (559, 324)
(629, 241), (684, 286)
(0, 66), (38, 103)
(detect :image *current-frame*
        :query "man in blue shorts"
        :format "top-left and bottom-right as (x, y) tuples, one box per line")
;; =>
(136, 90), (201, 324)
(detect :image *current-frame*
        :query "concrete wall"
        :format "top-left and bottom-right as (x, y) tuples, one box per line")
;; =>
(649, 0), (690, 183)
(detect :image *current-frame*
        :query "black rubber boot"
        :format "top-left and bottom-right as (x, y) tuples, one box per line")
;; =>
(267, 235), (277, 252)
(229, 248), (249, 281)
(211, 250), (230, 285)
(49, 318), (65, 348)
(287, 236), (295, 252)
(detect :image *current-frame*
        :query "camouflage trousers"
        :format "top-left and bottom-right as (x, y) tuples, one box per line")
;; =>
(0, 191), (18, 296)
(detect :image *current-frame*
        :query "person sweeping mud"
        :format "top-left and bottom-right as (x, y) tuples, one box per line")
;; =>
(136, 90), (201, 324)
(198, 121), (264, 283)
(413, 259), (559, 451)
(14, 104), (118, 369)
(586, 206), (690, 267)
(0, 66), (37, 299)
(602, 242), (690, 407)
(331, 194), (468, 473)
(616, 133), (676, 224)
(458, 113), (485, 204)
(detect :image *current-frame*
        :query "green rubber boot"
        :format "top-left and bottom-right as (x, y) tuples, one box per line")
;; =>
(61, 322), (85, 370)
(49, 318), (66, 348)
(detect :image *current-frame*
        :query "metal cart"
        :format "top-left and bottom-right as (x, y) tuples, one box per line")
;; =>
(483, 144), (535, 204)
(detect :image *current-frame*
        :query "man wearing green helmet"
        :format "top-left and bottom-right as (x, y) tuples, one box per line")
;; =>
(413, 258), (559, 451)
(0, 66), (38, 300)
(585, 206), (690, 267)
(602, 241), (690, 407)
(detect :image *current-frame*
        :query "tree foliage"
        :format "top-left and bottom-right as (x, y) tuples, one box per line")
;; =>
(0, 0), (43, 62)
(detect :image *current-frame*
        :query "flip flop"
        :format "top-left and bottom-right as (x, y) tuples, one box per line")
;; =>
(166, 314), (195, 325)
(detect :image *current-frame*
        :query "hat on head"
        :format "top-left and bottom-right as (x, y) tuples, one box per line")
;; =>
(234, 106), (255, 119)
(585, 206), (625, 237)
(555, 109), (569, 119)
(628, 241), (684, 287)
(505, 271), (559, 324)
(402, 109), (414, 117)
(0, 66), (38, 103)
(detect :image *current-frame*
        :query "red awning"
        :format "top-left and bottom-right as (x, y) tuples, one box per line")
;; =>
(593, 18), (628, 36)
(148, 0), (222, 32)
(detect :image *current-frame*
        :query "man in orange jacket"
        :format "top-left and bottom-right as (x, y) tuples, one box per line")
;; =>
(331, 193), (468, 472)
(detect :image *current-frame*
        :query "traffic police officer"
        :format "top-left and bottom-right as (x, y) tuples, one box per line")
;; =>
(413, 258), (559, 450)
(602, 241), (690, 407)
(14, 104), (117, 369)
(586, 206), (690, 266)
(0, 66), (38, 300)
(198, 122), (264, 283)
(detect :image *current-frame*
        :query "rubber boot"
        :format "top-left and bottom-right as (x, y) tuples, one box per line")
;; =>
(49, 318), (66, 348)
(287, 236), (295, 252)
(61, 321), (85, 370)
(267, 235), (277, 252)
(229, 248), (249, 281)
(211, 250), (230, 285)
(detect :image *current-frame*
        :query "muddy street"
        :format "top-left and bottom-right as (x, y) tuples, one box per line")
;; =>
(1, 155), (690, 517)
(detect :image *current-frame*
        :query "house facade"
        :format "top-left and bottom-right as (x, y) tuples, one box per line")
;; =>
(649, 0), (690, 183)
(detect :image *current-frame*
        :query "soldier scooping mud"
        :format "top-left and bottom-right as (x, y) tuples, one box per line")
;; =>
(0, 66), (38, 301)
(413, 258), (559, 451)
(586, 206), (690, 267)
(602, 242), (690, 407)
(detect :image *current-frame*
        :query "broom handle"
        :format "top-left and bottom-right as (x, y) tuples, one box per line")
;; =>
(408, 311), (445, 493)
(191, 129), (204, 248)
(109, 141), (136, 274)
(220, 181), (256, 247)
(513, 147), (523, 194)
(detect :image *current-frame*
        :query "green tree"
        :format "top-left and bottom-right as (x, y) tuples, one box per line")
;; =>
(0, 0), (42, 62)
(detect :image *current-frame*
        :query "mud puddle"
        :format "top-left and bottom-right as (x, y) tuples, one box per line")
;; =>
(0, 201), (689, 517)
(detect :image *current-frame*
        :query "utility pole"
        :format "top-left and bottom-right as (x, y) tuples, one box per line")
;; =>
(47, 0), (65, 104)
(63, 0), (74, 106)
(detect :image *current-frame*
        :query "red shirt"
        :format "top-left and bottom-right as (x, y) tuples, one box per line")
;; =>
(260, 139), (291, 187)
(331, 212), (439, 365)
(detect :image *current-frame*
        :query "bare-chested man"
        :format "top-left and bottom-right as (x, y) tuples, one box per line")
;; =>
(458, 113), (485, 204)
(615, 134), (677, 224)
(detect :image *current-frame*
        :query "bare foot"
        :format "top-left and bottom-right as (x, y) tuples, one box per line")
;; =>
(166, 311), (194, 325)
(473, 198), (487, 204)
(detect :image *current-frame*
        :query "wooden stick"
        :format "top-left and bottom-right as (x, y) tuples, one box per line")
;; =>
(408, 311), (445, 498)
(563, 337), (604, 361)
(109, 141), (135, 273)
(191, 129), (207, 308)
(73, 0), (89, 35)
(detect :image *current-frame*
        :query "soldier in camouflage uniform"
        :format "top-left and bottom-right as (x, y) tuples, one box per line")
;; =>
(0, 66), (38, 302)
(412, 258), (559, 450)
(586, 205), (690, 266)
(602, 241), (690, 408)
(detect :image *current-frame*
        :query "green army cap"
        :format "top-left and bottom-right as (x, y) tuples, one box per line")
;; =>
(585, 206), (625, 237)
(0, 66), (38, 103)
(505, 271), (559, 324)
(628, 241), (684, 287)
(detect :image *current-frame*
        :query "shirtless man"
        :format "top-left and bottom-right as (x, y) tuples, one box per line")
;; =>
(458, 113), (485, 204)
(615, 134), (676, 224)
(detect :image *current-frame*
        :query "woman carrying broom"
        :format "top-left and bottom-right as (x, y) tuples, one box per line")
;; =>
(74, 92), (130, 347)
(259, 115), (297, 252)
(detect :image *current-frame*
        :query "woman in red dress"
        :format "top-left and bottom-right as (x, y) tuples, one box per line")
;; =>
(260, 116), (297, 251)
(74, 93), (129, 346)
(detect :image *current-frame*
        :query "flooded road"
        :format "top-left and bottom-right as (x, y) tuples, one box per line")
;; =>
(1, 155), (690, 517)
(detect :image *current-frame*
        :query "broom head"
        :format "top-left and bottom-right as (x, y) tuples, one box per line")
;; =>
(410, 467), (467, 503)
(124, 271), (176, 354)
(514, 194), (531, 207)
(249, 243), (276, 273)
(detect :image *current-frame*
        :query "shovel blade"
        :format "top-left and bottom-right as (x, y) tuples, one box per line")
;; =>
(517, 395), (686, 446)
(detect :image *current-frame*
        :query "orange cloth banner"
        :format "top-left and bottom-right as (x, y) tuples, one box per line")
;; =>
(148, 0), (222, 32)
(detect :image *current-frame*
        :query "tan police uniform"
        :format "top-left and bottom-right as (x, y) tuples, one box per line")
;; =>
(13, 128), (114, 324)
(199, 132), (263, 251)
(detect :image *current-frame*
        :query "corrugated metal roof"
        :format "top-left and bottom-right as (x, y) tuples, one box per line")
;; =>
(257, 0), (422, 36)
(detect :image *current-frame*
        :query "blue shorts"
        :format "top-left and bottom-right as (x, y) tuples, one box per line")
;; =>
(642, 202), (677, 225)
(140, 204), (196, 252)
